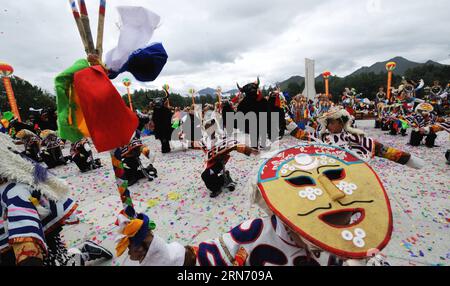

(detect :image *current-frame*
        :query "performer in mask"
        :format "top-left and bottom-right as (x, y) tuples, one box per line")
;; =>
(118, 143), (393, 266)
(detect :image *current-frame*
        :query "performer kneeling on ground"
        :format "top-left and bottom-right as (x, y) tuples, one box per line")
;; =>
(14, 129), (42, 162)
(39, 130), (69, 169)
(198, 119), (258, 198)
(70, 138), (102, 173)
(287, 107), (425, 169)
(406, 103), (447, 148)
(120, 132), (157, 187)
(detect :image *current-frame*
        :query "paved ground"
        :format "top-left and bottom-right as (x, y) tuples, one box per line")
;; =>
(56, 120), (449, 266)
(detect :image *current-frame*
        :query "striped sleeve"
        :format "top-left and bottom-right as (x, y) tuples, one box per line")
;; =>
(1, 183), (47, 252)
(374, 141), (411, 165)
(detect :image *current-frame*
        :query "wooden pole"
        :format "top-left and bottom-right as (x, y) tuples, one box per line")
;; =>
(96, 0), (106, 58)
(110, 150), (136, 219)
(68, 0), (89, 55)
(127, 87), (134, 111)
(78, 0), (96, 54)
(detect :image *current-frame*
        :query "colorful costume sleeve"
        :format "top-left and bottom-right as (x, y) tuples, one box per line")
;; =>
(373, 141), (411, 165)
(1, 183), (47, 254)
(139, 216), (341, 266)
(285, 116), (311, 141)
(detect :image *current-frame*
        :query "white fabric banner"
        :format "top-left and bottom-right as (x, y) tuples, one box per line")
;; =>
(105, 6), (161, 71)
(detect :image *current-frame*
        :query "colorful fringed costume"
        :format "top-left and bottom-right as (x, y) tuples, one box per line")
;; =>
(404, 103), (449, 148)
(286, 107), (422, 167)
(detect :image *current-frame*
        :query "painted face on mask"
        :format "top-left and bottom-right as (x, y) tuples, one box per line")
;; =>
(257, 144), (393, 259)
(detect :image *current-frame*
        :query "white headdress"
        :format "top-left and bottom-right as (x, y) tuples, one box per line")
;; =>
(317, 107), (365, 137)
(0, 133), (69, 201)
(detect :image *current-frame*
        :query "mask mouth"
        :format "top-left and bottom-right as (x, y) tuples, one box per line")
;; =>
(319, 208), (364, 228)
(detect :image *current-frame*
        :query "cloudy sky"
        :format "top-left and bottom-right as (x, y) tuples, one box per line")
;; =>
(1, 0), (449, 95)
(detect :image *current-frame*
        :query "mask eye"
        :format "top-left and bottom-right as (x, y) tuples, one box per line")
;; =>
(286, 176), (316, 187)
(322, 169), (346, 181)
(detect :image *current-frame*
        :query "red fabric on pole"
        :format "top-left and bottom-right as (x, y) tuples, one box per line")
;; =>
(74, 66), (138, 152)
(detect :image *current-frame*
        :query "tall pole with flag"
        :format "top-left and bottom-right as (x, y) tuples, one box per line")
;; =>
(322, 71), (331, 98)
(386, 62), (396, 103)
(0, 62), (21, 122)
(122, 78), (133, 111)
(65, 0), (159, 254)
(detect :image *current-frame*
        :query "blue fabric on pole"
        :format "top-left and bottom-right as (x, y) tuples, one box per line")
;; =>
(130, 213), (150, 245)
(108, 43), (168, 82)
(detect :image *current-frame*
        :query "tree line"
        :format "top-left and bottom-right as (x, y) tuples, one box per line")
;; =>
(1, 63), (448, 120)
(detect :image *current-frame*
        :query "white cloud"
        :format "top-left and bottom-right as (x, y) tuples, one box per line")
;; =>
(0, 0), (449, 96)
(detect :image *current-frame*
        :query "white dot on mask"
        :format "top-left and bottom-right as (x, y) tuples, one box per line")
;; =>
(354, 228), (366, 238)
(299, 191), (308, 198)
(313, 189), (323, 196)
(353, 237), (365, 248)
(307, 194), (316, 201)
(341, 230), (353, 241)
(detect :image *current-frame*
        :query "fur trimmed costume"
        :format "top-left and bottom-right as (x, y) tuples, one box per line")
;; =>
(287, 107), (421, 166)
(0, 133), (112, 266)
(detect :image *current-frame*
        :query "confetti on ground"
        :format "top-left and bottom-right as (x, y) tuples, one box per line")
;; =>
(56, 120), (449, 266)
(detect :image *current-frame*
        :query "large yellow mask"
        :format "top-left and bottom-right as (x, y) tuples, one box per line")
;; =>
(257, 144), (393, 259)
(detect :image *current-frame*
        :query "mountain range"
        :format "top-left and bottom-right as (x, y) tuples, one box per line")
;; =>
(196, 57), (448, 94)
(197, 87), (238, 96)
(276, 56), (447, 90)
